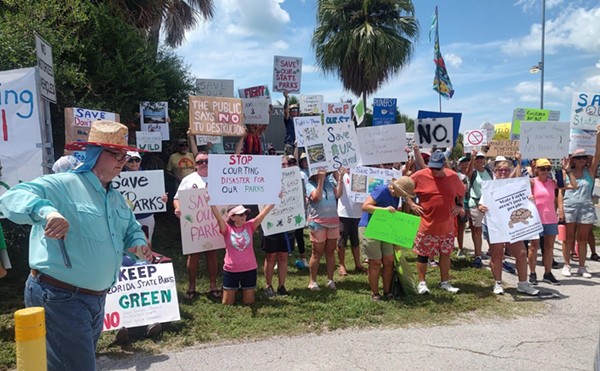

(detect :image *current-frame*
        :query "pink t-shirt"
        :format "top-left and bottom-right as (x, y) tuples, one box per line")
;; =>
(222, 219), (257, 273)
(532, 178), (558, 224)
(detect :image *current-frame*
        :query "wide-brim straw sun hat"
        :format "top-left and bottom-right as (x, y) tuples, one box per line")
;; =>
(390, 176), (416, 199)
(65, 120), (141, 152)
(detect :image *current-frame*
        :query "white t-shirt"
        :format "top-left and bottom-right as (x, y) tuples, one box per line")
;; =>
(337, 173), (363, 218)
(174, 172), (208, 199)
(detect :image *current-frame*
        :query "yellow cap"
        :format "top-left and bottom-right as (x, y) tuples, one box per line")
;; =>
(14, 307), (45, 341)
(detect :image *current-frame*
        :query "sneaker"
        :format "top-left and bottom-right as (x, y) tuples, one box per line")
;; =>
(439, 281), (460, 293)
(577, 267), (592, 278)
(115, 327), (129, 344)
(517, 281), (539, 296)
(502, 260), (516, 274)
(561, 265), (572, 277)
(493, 281), (504, 295)
(145, 323), (161, 338)
(265, 285), (276, 297)
(542, 272), (560, 285)
(590, 253), (600, 262)
(307, 281), (320, 291)
(529, 272), (538, 285)
(471, 256), (483, 268)
(277, 285), (289, 296)
(417, 281), (430, 295)
(428, 260), (439, 267)
(481, 252), (490, 260)
(552, 260), (561, 269)
(371, 293), (382, 302)
(456, 249), (467, 259)
(327, 280), (336, 289)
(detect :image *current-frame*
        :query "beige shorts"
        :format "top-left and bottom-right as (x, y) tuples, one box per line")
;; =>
(470, 206), (485, 227)
(359, 227), (394, 260)
(309, 225), (340, 243)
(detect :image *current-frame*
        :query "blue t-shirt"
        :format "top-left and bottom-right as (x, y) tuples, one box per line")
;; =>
(358, 184), (399, 227)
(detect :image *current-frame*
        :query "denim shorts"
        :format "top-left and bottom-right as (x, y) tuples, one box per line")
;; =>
(564, 203), (597, 225)
(222, 269), (257, 290)
(539, 223), (558, 236)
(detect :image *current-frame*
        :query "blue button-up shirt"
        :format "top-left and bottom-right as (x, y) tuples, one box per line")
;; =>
(0, 171), (146, 290)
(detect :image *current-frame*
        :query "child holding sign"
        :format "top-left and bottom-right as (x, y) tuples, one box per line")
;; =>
(210, 203), (275, 305)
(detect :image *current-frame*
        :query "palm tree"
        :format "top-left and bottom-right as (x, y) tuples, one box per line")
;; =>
(312, 0), (419, 118)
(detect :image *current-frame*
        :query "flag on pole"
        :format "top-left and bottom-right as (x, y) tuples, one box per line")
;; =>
(353, 98), (365, 126)
(431, 6), (454, 99)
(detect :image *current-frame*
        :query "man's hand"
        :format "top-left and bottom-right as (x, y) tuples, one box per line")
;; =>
(45, 211), (69, 239)
(128, 245), (153, 263)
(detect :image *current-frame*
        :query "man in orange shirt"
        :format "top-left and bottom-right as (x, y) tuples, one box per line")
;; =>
(407, 150), (466, 294)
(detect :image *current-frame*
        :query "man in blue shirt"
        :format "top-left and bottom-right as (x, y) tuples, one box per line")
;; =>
(0, 120), (151, 371)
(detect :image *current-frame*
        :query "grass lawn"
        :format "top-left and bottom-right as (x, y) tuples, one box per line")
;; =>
(0, 214), (541, 369)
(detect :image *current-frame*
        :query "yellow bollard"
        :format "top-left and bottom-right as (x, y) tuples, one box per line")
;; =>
(14, 307), (47, 371)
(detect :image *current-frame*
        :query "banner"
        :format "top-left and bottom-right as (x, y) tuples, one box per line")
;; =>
(140, 101), (169, 140)
(324, 102), (352, 124)
(0, 68), (43, 196)
(570, 92), (600, 130)
(65, 107), (119, 146)
(519, 121), (569, 159)
(196, 78), (234, 97)
(357, 124), (407, 165)
(372, 98), (397, 126)
(260, 167), (305, 236)
(301, 123), (361, 175)
(103, 263), (180, 331)
(299, 95), (323, 115)
(242, 98), (271, 125)
(136, 131), (162, 152)
(511, 107), (560, 139)
(207, 154), (282, 205)
(238, 85), (270, 100)
(417, 110), (461, 146)
(415, 117), (453, 148)
(364, 209), (420, 248)
(481, 177), (543, 243)
(569, 128), (596, 154)
(348, 166), (401, 203)
(293, 115), (322, 147)
(178, 188), (226, 254)
(189, 96), (245, 136)
(273, 56), (302, 93)
(486, 140), (519, 158)
(111, 170), (166, 214)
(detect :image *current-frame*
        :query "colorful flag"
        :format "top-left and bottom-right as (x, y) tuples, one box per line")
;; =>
(353, 99), (365, 126)
(431, 6), (454, 99)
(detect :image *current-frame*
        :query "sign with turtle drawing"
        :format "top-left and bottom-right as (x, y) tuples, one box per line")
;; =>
(260, 167), (306, 236)
(481, 177), (543, 243)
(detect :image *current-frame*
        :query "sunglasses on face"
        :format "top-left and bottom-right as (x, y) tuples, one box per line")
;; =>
(538, 167), (552, 171)
(128, 158), (141, 163)
(196, 159), (208, 165)
(495, 168), (510, 173)
(105, 150), (130, 162)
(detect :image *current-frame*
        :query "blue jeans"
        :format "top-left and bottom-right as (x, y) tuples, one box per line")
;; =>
(25, 274), (106, 371)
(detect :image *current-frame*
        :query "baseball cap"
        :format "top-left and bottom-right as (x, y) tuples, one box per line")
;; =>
(428, 150), (445, 169)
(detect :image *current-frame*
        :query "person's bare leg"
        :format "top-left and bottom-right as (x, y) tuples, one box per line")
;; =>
(241, 289), (255, 305)
(563, 223), (577, 266)
(368, 259), (382, 295)
(337, 245), (347, 275)
(577, 224), (592, 268)
(471, 226), (483, 256)
(325, 238), (337, 281)
(263, 253), (276, 288)
(438, 253), (452, 282)
(416, 261), (427, 282)
(489, 243), (503, 281)
(588, 229), (597, 255)
(543, 235), (556, 274)
(351, 246), (364, 271)
(277, 252), (288, 287)
(222, 289), (236, 305)
(509, 242), (528, 282)
(205, 250), (219, 291)
(309, 242), (325, 284)
(528, 239), (539, 273)
(381, 255), (395, 294)
(186, 253), (200, 293)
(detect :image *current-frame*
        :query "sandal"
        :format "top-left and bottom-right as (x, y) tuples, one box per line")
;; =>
(371, 293), (382, 302)
(591, 253), (600, 262)
(338, 267), (348, 276)
(208, 289), (222, 299)
(183, 290), (199, 300)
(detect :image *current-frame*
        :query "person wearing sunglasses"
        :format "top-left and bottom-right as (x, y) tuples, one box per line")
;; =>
(166, 138), (195, 187)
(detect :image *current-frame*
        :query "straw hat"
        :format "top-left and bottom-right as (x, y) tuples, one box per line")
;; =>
(389, 176), (416, 198)
(65, 120), (140, 152)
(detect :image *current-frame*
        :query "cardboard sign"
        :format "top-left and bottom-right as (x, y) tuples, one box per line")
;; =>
(417, 110), (461, 146)
(242, 98), (271, 125)
(302, 123), (361, 175)
(65, 107), (119, 145)
(571, 92), (600, 130)
(207, 154), (282, 205)
(140, 101), (169, 140)
(493, 123), (511, 140)
(324, 102), (352, 124)
(178, 188), (226, 254)
(511, 107), (560, 139)
(189, 96), (245, 136)
(569, 128), (597, 154)
(293, 115), (322, 147)
(300, 95), (323, 115)
(415, 117), (454, 148)
(482, 177), (543, 243)
(364, 209), (420, 248)
(136, 131), (163, 152)
(372, 98), (397, 126)
(196, 78), (234, 97)
(103, 263), (180, 331)
(357, 124), (407, 165)
(238, 85), (270, 100)
(463, 130), (487, 147)
(486, 140), (520, 158)
(348, 166), (401, 203)
(273, 56), (302, 93)
(260, 167), (306, 236)
(519, 121), (569, 159)
(111, 170), (166, 214)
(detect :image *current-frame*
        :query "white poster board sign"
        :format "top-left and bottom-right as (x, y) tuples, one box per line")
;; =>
(324, 103), (352, 124)
(136, 131), (162, 152)
(207, 154), (282, 205)
(348, 166), (401, 203)
(302, 123), (361, 175)
(140, 101), (169, 140)
(178, 188), (226, 254)
(260, 167), (306, 236)
(242, 98), (271, 125)
(196, 135), (223, 146)
(34, 33), (56, 103)
(273, 56), (302, 93)
(569, 128), (597, 154)
(299, 95), (323, 115)
(111, 170), (166, 214)
(519, 121), (570, 159)
(196, 78), (234, 97)
(570, 92), (600, 130)
(415, 117), (454, 148)
(103, 263), (180, 331)
(293, 116), (322, 147)
(357, 124), (407, 165)
(463, 129), (487, 147)
(482, 177), (543, 243)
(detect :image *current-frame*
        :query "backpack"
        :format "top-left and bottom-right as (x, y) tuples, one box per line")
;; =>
(466, 165), (493, 202)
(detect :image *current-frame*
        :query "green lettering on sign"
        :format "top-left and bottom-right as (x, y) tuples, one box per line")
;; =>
(363, 209), (421, 248)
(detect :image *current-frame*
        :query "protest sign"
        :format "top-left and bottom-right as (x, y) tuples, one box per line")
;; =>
(348, 166), (401, 203)
(65, 107), (119, 145)
(570, 92), (600, 130)
(463, 129), (487, 147)
(324, 102), (352, 124)
(189, 96), (245, 136)
(482, 177), (543, 243)
(196, 78), (234, 97)
(34, 33), (56, 103)
(140, 101), (169, 140)
(293, 115), (322, 147)
(103, 263), (180, 331)
(569, 128), (596, 154)
(260, 167), (305, 236)
(364, 209), (420, 248)
(372, 98), (397, 126)
(177, 188), (226, 254)
(242, 98), (271, 125)
(300, 95), (323, 115)
(136, 131), (162, 152)
(510, 107), (560, 139)
(0, 68), (43, 196)
(207, 154), (282, 205)
(415, 117), (453, 148)
(493, 123), (511, 140)
(417, 110), (461, 146)
(238, 85), (270, 100)
(196, 135), (223, 146)
(519, 121), (569, 159)
(357, 124), (407, 165)
(111, 170), (166, 214)
(273, 56), (302, 93)
(485, 140), (520, 158)
(302, 123), (361, 175)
